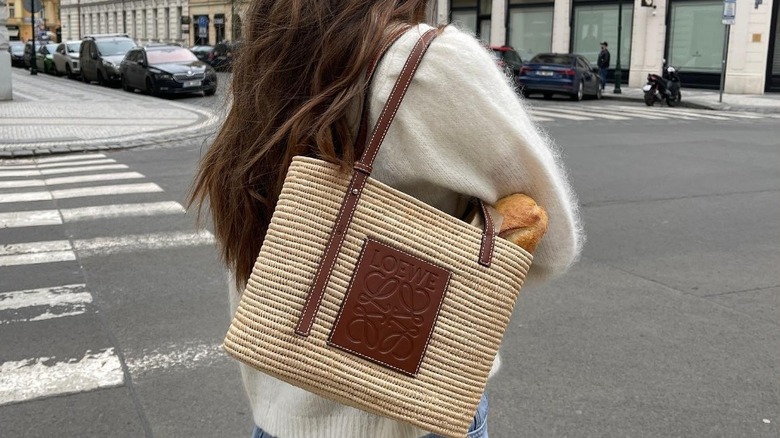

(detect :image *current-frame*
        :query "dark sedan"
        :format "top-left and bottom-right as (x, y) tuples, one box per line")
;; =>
(120, 45), (217, 97)
(518, 53), (602, 101)
(8, 41), (25, 67)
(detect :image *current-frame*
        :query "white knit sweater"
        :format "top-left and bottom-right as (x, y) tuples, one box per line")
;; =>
(227, 23), (584, 438)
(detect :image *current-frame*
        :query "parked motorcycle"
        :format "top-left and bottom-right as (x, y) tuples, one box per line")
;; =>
(643, 64), (682, 107)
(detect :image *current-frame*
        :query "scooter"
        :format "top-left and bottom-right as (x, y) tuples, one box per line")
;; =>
(643, 64), (682, 107)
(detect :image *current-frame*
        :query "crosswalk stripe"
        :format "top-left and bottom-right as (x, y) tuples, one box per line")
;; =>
(0, 191), (52, 203)
(0, 183), (163, 204)
(0, 202), (186, 229)
(39, 164), (129, 175)
(0, 251), (77, 267)
(659, 108), (729, 120)
(528, 109), (592, 121)
(1, 240), (73, 255)
(51, 183), (163, 200)
(530, 116), (555, 122)
(547, 107), (631, 120)
(37, 159), (117, 169)
(0, 172), (147, 190)
(0, 284), (91, 313)
(0, 179), (46, 189)
(0, 169), (40, 178)
(34, 153), (107, 164)
(601, 105), (679, 119)
(73, 230), (215, 257)
(61, 202), (186, 221)
(0, 348), (124, 406)
(44, 172), (146, 186)
(0, 210), (62, 228)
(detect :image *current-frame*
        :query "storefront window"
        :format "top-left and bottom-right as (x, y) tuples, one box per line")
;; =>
(452, 10), (478, 35)
(451, 0), (491, 43)
(668, 1), (724, 73)
(572, 3), (633, 67)
(508, 6), (553, 60)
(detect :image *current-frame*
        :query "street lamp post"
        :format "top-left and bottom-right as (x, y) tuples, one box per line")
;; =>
(613, 0), (623, 93)
(29, 8), (36, 74)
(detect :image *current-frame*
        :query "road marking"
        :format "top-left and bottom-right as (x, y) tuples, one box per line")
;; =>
(0, 179), (46, 189)
(34, 153), (108, 164)
(0, 183), (163, 204)
(0, 169), (40, 178)
(126, 343), (225, 376)
(39, 164), (129, 175)
(0, 202), (185, 229)
(0, 348), (124, 406)
(73, 230), (215, 257)
(0, 251), (77, 267)
(528, 109), (593, 121)
(660, 108), (729, 120)
(44, 172), (146, 186)
(0, 191), (52, 203)
(0, 284), (92, 323)
(548, 107), (631, 121)
(531, 116), (555, 122)
(37, 159), (117, 169)
(61, 202), (186, 221)
(0, 240), (73, 256)
(51, 183), (163, 200)
(0, 210), (62, 228)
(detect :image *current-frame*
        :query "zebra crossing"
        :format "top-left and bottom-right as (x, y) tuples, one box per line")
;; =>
(526, 103), (775, 123)
(0, 152), (215, 407)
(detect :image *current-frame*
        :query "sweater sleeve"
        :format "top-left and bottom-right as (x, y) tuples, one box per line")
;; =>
(370, 25), (584, 284)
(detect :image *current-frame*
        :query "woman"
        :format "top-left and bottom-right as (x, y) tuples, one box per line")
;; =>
(190, 1), (583, 437)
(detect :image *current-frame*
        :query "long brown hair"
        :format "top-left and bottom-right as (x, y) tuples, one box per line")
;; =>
(189, 0), (430, 289)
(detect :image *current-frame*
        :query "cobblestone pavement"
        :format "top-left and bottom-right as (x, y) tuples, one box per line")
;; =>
(0, 70), (221, 157)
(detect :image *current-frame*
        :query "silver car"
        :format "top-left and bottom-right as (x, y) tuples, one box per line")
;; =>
(53, 40), (81, 78)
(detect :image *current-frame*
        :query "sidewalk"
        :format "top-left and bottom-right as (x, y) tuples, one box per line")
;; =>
(0, 70), (221, 158)
(601, 84), (780, 113)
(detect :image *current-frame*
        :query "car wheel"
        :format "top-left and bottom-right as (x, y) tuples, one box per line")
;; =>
(595, 86), (603, 100)
(97, 70), (106, 86)
(121, 76), (132, 92)
(570, 81), (584, 102)
(543, 93), (553, 100)
(204, 88), (216, 97)
(146, 78), (158, 97)
(66, 64), (73, 79)
(521, 88), (530, 98)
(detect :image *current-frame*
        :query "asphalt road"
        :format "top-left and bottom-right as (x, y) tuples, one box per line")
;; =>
(1, 92), (778, 437)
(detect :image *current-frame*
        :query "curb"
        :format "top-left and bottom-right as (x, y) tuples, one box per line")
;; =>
(601, 93), (780, 113)
(0, 131), (213, 160)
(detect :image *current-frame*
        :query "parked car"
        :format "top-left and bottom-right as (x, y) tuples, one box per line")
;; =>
(35, 43), (59, 75)
(53, 40), (82, 78)
(8, 41), (25, 67)
(517, 53), (602, 101)
(80, 34), (137, 86)
(23, 40), (44, 69)
(189, 44), (214, 63)
(489, 45), (524, 80)
(120, 45), (218, 97)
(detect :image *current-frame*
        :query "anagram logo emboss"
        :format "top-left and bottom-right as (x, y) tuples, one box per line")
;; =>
(329, 240), (451, 375)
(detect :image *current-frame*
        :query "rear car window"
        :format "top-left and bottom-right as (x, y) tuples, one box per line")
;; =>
(531, 54), (573, 65)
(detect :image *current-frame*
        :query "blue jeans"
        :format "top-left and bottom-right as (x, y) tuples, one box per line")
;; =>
(251, 393), (489, 438)
(599, 68), (608, 90)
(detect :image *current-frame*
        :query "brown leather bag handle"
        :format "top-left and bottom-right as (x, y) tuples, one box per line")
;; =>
(296, 28), (495, 337)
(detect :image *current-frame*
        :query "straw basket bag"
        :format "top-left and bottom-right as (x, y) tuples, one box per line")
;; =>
(223, 29), (533, 438)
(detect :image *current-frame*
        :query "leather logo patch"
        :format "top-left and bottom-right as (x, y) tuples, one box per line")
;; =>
(329, 240), (451, 376)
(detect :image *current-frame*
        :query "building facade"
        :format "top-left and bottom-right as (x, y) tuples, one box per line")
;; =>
(5, 0), (61, 42)
(59, 0), (189, 45)
(435, 0), (779, 93)
(188, 0), (244, 47)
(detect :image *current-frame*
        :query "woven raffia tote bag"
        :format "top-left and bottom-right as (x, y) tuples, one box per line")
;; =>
(224, 29), (533, 438)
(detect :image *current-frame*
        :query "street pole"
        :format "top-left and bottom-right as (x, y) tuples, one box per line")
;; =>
(613, 0), (623, 93)
(29, 5), (36, 75)
(718, 24), (730, 103)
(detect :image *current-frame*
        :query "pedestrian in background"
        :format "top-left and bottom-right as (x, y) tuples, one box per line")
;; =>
(598, 41), (610, 90)
(189, 0), (583, 437)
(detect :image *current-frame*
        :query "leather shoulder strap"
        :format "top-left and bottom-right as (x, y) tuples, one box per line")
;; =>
(295, 28), (439, 337)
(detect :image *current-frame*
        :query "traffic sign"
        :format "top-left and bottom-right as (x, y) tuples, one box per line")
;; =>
(722, 0), (736, 25)
(23, 0), (43, 13)
(198, 16), (208, 28)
